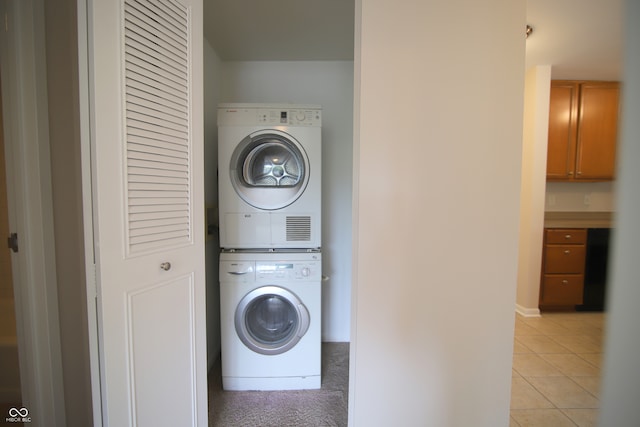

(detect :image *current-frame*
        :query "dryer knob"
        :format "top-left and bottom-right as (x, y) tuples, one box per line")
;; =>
(295, 111), (306, 122)
(301, 267), (311, 277)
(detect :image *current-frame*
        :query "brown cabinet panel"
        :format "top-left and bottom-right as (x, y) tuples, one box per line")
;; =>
(547, 82), (578, 179)
(544, 245), (586, 274)
(540, 275), (584, 305)
(575, 82), (619, 179)
(545, 228), (587, 244)
(546, 81), (619, 181)
(540, 227), (587, 309)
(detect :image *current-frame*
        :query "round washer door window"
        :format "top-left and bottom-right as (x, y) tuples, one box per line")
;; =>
(235, 286), (310, 355)
(230, 131), (310, 210)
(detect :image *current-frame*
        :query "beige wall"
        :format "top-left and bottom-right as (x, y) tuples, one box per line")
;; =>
(350, 0), (526, 425)
(516, 66), (551, 315)
(43, 0), (93, 425)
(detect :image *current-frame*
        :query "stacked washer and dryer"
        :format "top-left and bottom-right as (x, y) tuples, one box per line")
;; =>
(217, 104), (323, 391)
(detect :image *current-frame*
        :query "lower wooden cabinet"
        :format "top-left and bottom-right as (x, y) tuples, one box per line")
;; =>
(540, 228), (586, 308)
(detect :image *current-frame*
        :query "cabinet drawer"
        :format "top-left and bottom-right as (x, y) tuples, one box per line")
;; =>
(545, 228), (587, 244)
(544, 245), (586, 273)
(540, 275), (584, 305)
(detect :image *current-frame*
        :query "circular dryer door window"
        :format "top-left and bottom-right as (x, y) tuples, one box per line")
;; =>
(230, 131), (310, 210)
(235, 286), (310, 355)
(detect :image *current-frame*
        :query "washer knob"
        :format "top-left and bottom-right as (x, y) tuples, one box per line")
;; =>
(301, 267), (310, 277)
(295, 111), (306, 121)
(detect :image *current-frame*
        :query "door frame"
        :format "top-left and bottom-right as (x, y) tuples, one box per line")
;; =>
(0, 0), (66, 425)
(76, 0), (103, 424)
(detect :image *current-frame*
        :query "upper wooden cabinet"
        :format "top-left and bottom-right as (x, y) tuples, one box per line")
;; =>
(546, 81), (620, 181)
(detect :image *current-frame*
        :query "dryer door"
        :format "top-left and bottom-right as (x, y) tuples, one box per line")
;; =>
(235, 286), (310, 355)
(230, 130), (310, 210)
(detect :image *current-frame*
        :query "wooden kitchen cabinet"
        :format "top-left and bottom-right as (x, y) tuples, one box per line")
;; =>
(539, 228), (586, 308)
(546, 81), (620, 181)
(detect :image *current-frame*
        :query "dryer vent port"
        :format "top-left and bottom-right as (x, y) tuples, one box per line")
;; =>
(286, 216), (311, 241)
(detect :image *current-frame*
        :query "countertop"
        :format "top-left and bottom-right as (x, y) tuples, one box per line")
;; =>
(544, 211), (614, 228)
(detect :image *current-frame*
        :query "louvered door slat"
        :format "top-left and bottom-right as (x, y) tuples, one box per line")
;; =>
(125, 44), (186, 85)
(128, 166), (188, 179)
(127, 150), (188, 166)
(124, 22), (186, 65)
(128, 174), (188, 185)
(127, 126), (188, 148)
(129, 222), (188, 237)
(128, 143), (188, 161)
(127, 99), (187, 128)
(136, 0), (188, 43)
(126, 78), (187, 110)
(130, 210), (189, 221)
(128, 159), (188, 173)
(130, 189), (187, 198)
(130, 229), (188, 243)
(124, 4), (186, 52)
(128, 204), (188, 214)
(125, 39), (187, 84)
(129, 197), (188, 206)
(127, 95), (187, 125)
(129, 218), (189, 231)
(127, 110), (188, 135)
(126, 69), (187, 106)
(129, 129), (188, 153)
(127, 87), (187, 117)
(124, 0), (191, 255)
(129, 182), (188, 192)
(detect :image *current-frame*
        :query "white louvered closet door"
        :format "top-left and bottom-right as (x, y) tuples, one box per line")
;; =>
(88, 0), (206, 425)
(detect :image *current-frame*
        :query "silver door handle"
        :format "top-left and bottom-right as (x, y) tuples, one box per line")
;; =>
(228, 271), (249, 275)
(160, 262), (171, 271)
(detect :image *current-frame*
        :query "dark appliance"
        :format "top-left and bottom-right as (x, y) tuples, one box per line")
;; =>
(577, 228), (611, 312)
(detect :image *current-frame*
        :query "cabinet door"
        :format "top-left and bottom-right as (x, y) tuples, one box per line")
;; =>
(546, 82), (579, 180)
(540, 275), (584, 305)
(575, 82), (620, 180)
(544, 245), (586, 274)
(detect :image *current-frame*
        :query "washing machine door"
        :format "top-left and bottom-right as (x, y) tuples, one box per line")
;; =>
(230, 130), (310, 210)
(235, 286), (310, 355)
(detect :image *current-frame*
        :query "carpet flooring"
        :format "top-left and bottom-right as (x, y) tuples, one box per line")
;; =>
(208, 342), (349, 427)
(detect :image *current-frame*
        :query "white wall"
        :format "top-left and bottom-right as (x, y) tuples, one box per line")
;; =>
(203, 39), (222, 369)
(545, 181), (615, 212)
(600, 0), (640, 423)
(219, 60), (354, 342)
(349, 0), (525, 425)
(516, 66), (551, 316)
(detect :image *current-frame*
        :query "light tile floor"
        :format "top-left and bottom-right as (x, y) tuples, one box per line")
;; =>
(510, 312), (605, 427)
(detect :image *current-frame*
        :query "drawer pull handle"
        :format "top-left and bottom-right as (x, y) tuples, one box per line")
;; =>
(564, 250), (571, 254)
(565, 234), (572, 239)
(562, 280), (569, 285)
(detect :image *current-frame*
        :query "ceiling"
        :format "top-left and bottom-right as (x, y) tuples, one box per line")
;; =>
(525, 0), (623, 80)
(204, 0), (623, 80)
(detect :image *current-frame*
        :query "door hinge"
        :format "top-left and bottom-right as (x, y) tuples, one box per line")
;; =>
(7, 233), (18, 253)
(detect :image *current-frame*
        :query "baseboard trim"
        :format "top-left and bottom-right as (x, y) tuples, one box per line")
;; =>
(515, 304), (541, 317)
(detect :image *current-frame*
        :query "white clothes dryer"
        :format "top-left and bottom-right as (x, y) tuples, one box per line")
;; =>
(218, 103), (321, 249)
(219, 250), (321, 391)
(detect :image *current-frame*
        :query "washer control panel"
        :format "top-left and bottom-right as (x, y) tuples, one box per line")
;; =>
(217, 104), (321, 127)
(256, 108), (322, 127)
(255, 261), (321, 281)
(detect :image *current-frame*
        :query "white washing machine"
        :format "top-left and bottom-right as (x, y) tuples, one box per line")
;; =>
(219, 250), (322, 391)
(218, 103), (322, 249)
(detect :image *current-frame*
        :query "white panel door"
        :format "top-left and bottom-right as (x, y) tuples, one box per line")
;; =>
(87, 0), (206, 425)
